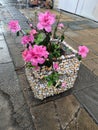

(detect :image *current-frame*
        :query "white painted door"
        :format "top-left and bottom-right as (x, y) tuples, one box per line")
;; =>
(76, 0), (98, 21)
(58, 0), (79, 13)
(58, 0), (98, 21)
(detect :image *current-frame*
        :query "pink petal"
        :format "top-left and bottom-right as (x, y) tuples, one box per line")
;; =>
(61, 82), (66, 88)
(37, 23), (44, 30)
(45, 26), (51, 32)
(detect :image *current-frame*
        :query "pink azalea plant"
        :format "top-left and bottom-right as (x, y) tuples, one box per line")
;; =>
(78, 45), (89, 58)
(58, 23), (64, 29)
(8, 11), (89, 87)
(21, 35), (34, 45)
(8, 20), (21, 33)
(22, 45), (49, 66)
(53, 62), (59, 71)
(37, 11), (55, 32)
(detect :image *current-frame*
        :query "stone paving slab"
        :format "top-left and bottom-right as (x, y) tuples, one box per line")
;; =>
(0, 35), (4, 40)
(55, 95), (98, 130)
(0, 35), (12, 63)
(74, 82), (98, 124)
(31, 102), (60, 130)
(55, 95), (80, 129)
(4, 35), (24, 68)
(65, 108), (98, 130)
(83, 59), (98, 76)
(0, 7), (35, 129)
(0, 61), (35, 130)
(0, 90), (21, 130)
(0, 62), (25, 111)
(73, 64), (98, 92)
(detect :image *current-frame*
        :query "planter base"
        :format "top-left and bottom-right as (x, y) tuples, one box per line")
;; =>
(25, 56), (80, 100)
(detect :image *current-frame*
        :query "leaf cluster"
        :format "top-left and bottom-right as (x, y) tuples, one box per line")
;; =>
(49, 43), (60, 59)
(45, 72), (59, 87)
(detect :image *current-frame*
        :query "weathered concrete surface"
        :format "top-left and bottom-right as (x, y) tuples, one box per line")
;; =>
(0, 90), (21, 130)
(65, 108), (98, 130)
(55, 95), (80, 129)
(0, 62), (25, 112)
(55, 95), (98, 130)
(31, 102), (60, 130)
(0, 9), (35, 130)
(74, 82), (98, 124)
(0, 42), (35, 130)
(0, 38), (12, 63)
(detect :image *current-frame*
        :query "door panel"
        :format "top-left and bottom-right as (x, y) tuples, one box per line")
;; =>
(58, 0), (79, 13)
(76, 0), (98, 21)
(58, 0), (98, 21)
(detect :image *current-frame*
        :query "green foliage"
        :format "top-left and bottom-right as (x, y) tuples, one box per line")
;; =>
(44, 60), (52, 67)
(38, 32), (51, 46)
(45, 72), (59, 87)
(26, 62), (34, 68)
(34, 33), (44, 44)
(49, 43), (60, 59)
(76, 53), (82, 61)
(61, 35), (64, 42)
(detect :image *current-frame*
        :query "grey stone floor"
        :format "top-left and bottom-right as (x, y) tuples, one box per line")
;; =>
(0, 9), (35, 130)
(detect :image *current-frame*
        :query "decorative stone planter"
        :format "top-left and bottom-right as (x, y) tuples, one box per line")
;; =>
(25, 41), (80, 100)
(8, 11), (89, 100)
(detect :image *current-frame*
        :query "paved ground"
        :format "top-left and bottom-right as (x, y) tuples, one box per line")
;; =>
(0, 5), (35, 130)
(0, 2), (98, 130)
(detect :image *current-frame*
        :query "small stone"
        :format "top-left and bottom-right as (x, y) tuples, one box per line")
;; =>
(61, 55), (65, 59)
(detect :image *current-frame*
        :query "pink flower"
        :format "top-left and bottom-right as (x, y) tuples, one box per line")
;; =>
(58, 23), (64, 29)
(29, 24), (33, 27)
(30, 29), (37, 35)
(22, 45), (49, 67)
(37, 11), (55, 32)
(21, 35), (34, 45)
(22, 49), (32, 62)
(30, 45), (49, 66)
(8, 20), (21, 33)
(32, 45), (49, 58)
(61, 82), (66, 88)
(78, 46), (89, 58)
(53, 62), (59, 71)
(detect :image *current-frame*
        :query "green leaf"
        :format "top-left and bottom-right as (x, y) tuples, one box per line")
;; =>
(47, 81), (53, 87)
(61, 35), (64, 42)
(76, 53), (82, 61)
(45, 72), (59, 87)
(49, 43), (60, 58)
(26, 62), (34, 68)
(34, 33), (43, 44)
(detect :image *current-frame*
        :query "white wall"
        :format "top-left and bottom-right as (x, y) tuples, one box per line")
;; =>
(76, 0), (98, 21)
(58, 0), (79, 13)
(58, 0), (98, 21)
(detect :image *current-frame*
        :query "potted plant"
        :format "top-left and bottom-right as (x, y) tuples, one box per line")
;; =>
(8, 11), (89, 100)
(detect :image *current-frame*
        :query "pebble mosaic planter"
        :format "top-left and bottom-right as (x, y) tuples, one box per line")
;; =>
(25, 41), (81, 100)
